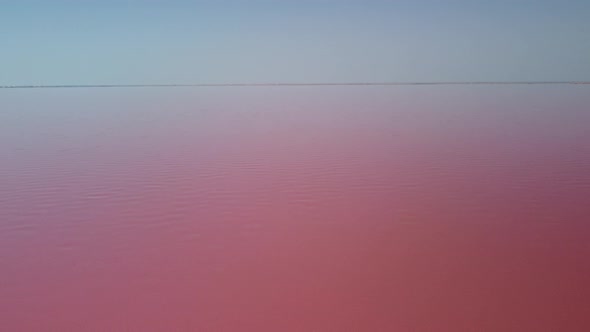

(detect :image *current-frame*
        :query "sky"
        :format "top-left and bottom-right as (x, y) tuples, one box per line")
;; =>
(1, 0), (589, 85)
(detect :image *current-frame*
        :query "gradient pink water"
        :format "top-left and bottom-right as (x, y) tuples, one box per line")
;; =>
(1, 86), (589, 331)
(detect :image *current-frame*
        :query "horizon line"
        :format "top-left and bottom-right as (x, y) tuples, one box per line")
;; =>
(1, 81), (589, 89)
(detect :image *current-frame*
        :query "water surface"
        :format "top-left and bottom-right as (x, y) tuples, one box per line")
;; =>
(1, 86), (589, 331)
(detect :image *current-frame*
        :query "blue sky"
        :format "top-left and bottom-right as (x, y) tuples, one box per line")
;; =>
(1, 0), (589, 84)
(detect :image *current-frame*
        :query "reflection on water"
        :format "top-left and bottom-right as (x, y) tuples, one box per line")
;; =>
(1, 86), (589, 331)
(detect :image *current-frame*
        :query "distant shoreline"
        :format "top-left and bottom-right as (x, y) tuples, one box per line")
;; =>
(1, 82), (589, 89)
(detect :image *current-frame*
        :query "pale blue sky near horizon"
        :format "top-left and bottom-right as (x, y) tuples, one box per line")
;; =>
(1, 0), (589, 85)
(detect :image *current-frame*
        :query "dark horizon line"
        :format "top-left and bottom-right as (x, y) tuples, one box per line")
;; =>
(1, 81), (589, 89)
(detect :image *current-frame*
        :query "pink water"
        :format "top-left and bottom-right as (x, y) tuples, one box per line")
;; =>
(1, 86), (589, 331)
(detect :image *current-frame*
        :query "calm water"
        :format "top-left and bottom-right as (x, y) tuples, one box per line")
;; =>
(1, 86), (589, 331)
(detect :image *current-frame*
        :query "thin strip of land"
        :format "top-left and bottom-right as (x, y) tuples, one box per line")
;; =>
(1, 82), (589, 89)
